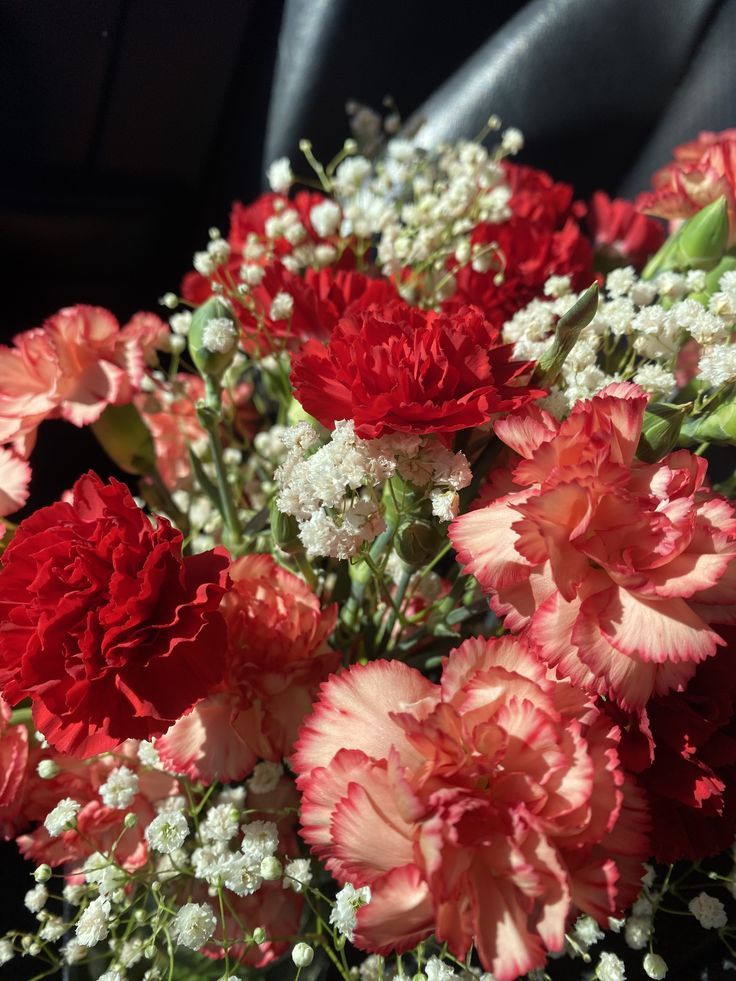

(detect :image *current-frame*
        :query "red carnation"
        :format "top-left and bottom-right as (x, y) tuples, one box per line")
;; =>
(587, 191), (665, 269)
(0, 473), (230, 758)
(445, 163), (593, 328)
(290, 302), (543, 439)
(617, 640), (736, 862)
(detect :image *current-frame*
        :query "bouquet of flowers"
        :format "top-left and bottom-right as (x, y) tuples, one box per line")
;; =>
(1, 112), (736, 981)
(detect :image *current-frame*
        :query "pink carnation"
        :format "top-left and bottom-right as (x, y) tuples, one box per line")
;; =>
(636, 129), (736, 246)
(293, 636), (648, 980)
(0, 446), (31, 516)
(0, 305), (154, 456)
(450, 383), (736, 710)
(157, 554), (339, 783)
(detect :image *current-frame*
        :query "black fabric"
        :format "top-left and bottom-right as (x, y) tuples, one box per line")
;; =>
(2, 2), (736, 978)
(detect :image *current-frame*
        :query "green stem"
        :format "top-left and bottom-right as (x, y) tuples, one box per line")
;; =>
(203, 376), (242, 548)
(377, 566), (412, 652)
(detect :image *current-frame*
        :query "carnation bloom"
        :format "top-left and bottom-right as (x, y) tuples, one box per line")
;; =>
(0, 473), (230, 756)
(616, 635), (736, 862)
(450, 383), (736, 710)
(293, 636), (648, 980)
(0, 305), (156, 456)
(290, 302), (542, 439)
(238, 265), (399, 355)
(0, 695), (30, 839)
(445, 163), (593, 327)
(156, 554), (339, 783)
(636, 129), (736, 246)
(586, 191), (665, 269)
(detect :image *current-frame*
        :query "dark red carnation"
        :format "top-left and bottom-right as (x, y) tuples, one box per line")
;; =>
(587, 191), (665, 269)
(447, 217), (594, 328)
(290, 302), (543, 439)
(0, 473), (230, 758)
(239, 265), (399, 354)
(616, 639), (736, 862)
(503, 161), (585, 227)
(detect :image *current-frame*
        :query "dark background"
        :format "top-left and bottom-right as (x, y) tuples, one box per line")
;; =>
(1, 0), (736, 977)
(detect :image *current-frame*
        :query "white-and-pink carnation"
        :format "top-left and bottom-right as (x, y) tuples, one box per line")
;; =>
(157, 554), (339, 783)
(0, 304), (161, 456)
(450, 383), (736, 710)
(0, 445), (31, 516)
(293, 635), (649, 981)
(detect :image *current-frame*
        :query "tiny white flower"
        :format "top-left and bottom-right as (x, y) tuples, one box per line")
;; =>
(75, 896), (111, 948)
(99, 765), (139, 810)
(572, 914), (604, 950)
(283, 858), (312, 893)
(170, 902), (217, 949)
(425, 955), (457, 981)
(624, 915), (651, 950)
(269, 291), (294, 321)
(688, 891), (728, 929)
(24, 884), (48, 913)
(501, 127), (524, 155)
(643, 952), (668, 979)
(310, 200), (342, 238)
(39, 915), (67, 942)
(63, 883), (86, 906)
(0, 940), (13, 965)
(98, 970), (126, 981)
(200, 803), (240, 843)
(240, 263), (265, 286)
(61, 939), (89, 964)
(267, 157), (293, 194)
(145, 810), (189, 854)
(240, 820), (279, 865)
(137, 740), (162, 768)
(248, 761), (283, 795)
(596, 951), (626, 981)
(44, 798), (81, 837)
(330, 882), (371, 942)
(202, 317), (237, 354)
(193, 250), (215, 277)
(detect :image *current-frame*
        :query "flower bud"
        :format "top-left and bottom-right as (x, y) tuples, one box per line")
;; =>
(252, 927), (267, 945)
(704, 254), (736, 293)
(260, 856), (283, 880)
(34, 865), (52, 883)
(637, 403), (687, 462)
(643, 952), (668, 979)
(269, 500), (302, 555)
(91, 404), (156, 476)
(36, 759), (60, 780)
(188, 298), (239, 379)
(535, 283), (599, 387)
(679, 196), (729, 268)
(291, 942), (314, 967)
(395, 519), (444, 567)
(124, 813), (138, 829)
(680, 384), (736, 444)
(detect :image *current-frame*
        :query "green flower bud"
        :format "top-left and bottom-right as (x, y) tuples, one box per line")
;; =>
(188, 297), (239, 378)
(252, 927), (267, 945)
(395, 519), (444, 567)
(535, 284), (599, 387)
(33, 865), (52, 883)
(680, 384), (736, 445)
(260, 856), (283, 880)
(637, 403), (687, 462)
(269, 500), (302, 554)
(679, 196), (729, 268)
(91, 403), (155, 475)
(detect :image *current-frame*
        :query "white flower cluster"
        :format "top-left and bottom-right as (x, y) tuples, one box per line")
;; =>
(190, 818), (279, 899)
(274, 420), (470, 559)
(329, 883), (372, 942)
(503, 267), (736, 412)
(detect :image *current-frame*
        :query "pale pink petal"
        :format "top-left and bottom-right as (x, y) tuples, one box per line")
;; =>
(470, 870), (547, 981)
(292, 661), (437, 775)
(493, 406), (558, 459)
(450, 491), (536, 592)
(0, 446), (31, 516)
(298, 749), (377, 852)
(353, 864), (434, 955)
